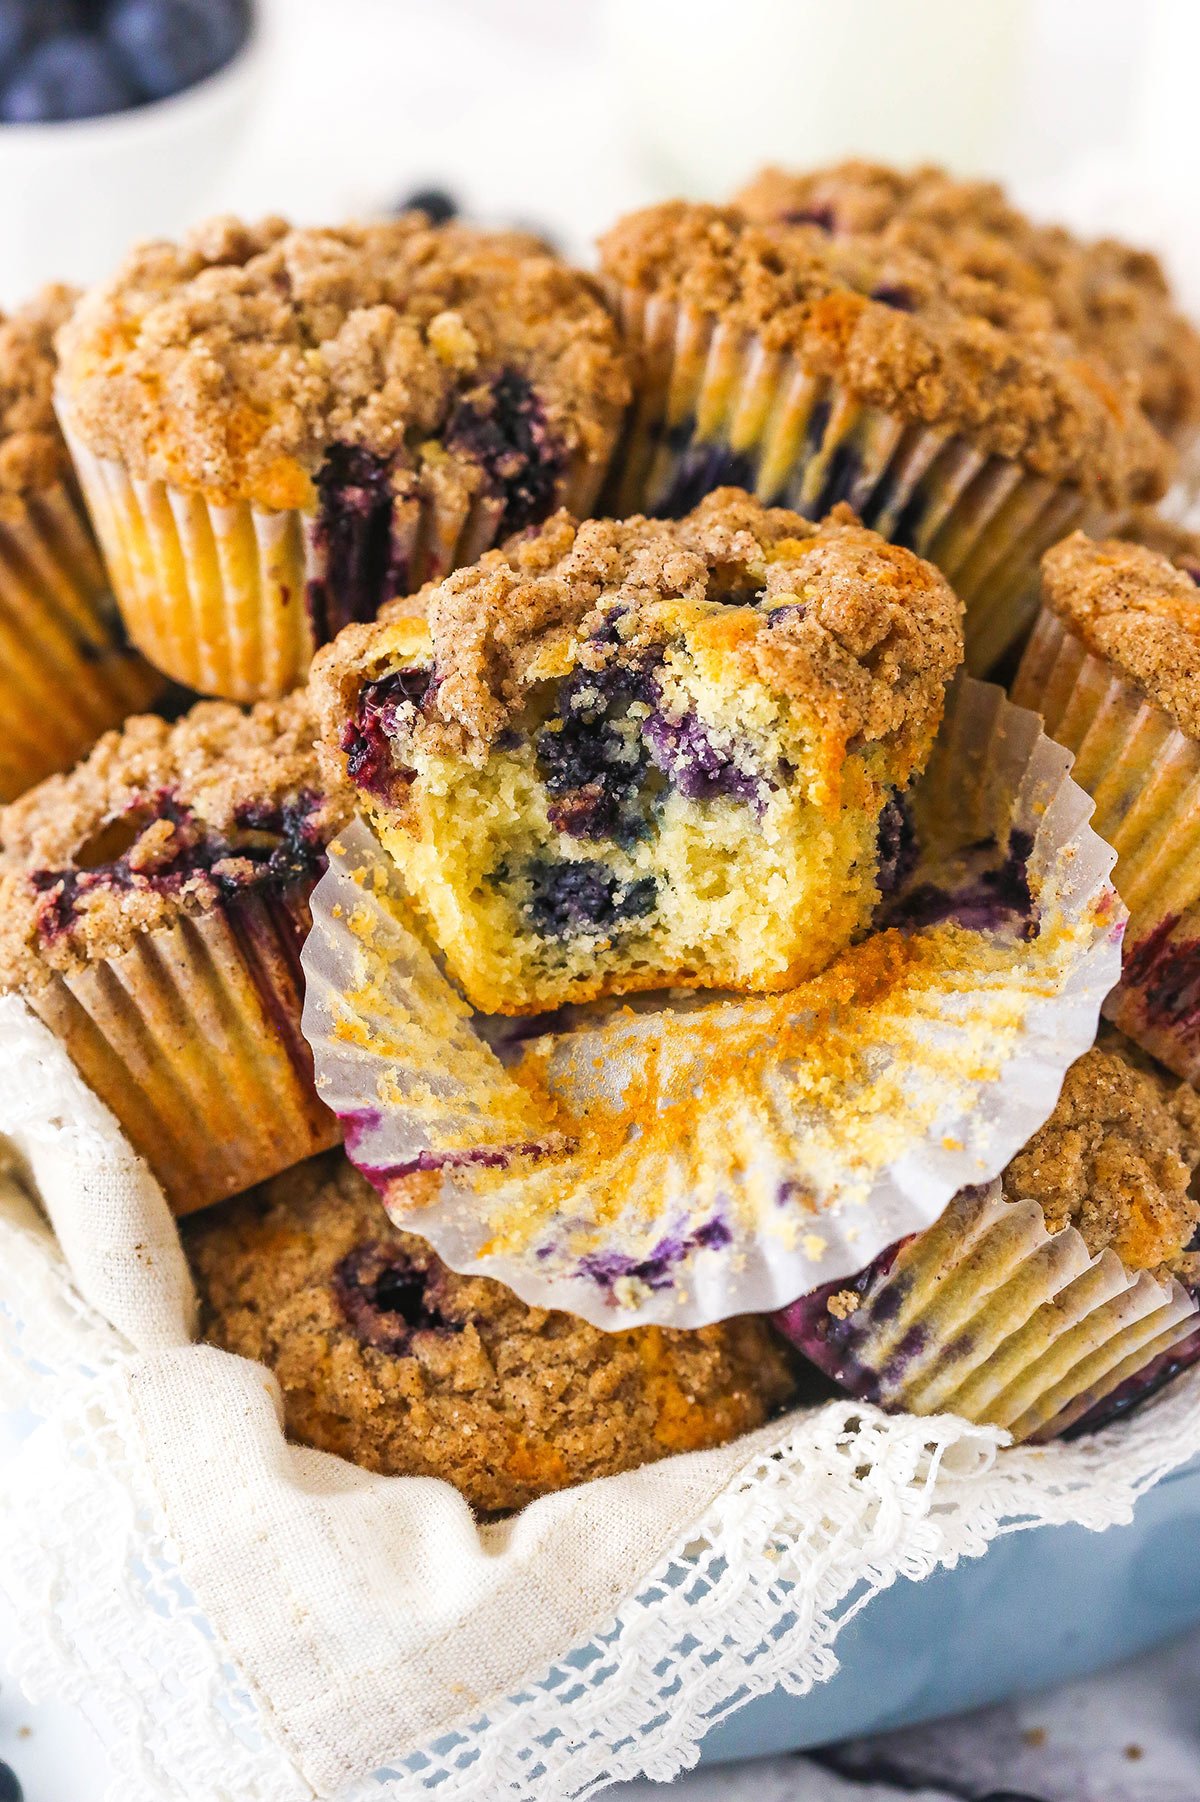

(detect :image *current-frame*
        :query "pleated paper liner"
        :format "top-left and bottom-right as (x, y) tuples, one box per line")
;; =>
(30, 882), (339, 1216)
(0, 480), (163, 801)
(300, 677), (1124, 1331)
(604, 290), (1116, 678)
(773, 1183), (1199, 1444)
(1013, 608), (1200, 1083)
(59, 405), (609, 704)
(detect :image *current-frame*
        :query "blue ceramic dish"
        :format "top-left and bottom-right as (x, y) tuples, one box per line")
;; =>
(695, 1455), (1200, 1764)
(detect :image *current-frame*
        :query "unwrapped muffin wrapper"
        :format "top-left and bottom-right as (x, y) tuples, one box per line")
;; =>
(0, 479), (162, 800)
(59, 406), (608, 703)
(30, 882), (339, 1216)
(1014, 607), (1200, 1083)
(773, 1183), (1199, 1444)
(605, 291), (1117, 677)
(300, 677), (1124, 1330)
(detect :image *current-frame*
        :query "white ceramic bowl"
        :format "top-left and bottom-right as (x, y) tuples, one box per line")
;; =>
(0, 12), (265, 304)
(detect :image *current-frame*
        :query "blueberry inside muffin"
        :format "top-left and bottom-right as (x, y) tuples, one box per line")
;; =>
(312, 489), (963, 1014)
(184, 1151), (798, 1515)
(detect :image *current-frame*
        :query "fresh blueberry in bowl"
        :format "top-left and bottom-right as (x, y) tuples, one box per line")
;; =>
(1, 28), (135, 121)
(105, 0), (249, 102)
(0, 0), (252, 123)
(0, 1760), (20, 1802)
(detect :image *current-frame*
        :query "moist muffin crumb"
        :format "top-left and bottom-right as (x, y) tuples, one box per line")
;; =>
(185, 1151), (798, 1514)
(0, 690), (349, 990)
(1039, 531), (1200, 741)
(312, 489), (963, 1011)
(1002, 1030), (1200, 1275)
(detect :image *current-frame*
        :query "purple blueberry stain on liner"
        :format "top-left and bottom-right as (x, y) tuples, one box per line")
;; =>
(1123, 914), (1200, 1038)
(576, 1214), (734, 1296)
(874, 791), (920, 897)
(881, 828), (1038, 940)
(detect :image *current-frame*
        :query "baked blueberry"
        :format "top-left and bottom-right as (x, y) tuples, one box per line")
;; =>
(313, 489), (963, 1013)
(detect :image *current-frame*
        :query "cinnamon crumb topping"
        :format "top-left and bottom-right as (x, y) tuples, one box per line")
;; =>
(734, 161), (1200, 450)
(1039, 530), (1200, 741)
(1002, 1029), (1200, 1274)
(311, 489), (963, 773)
(0, 690), (350, 989)
(0, 283), (78, 496)
(56, 214), (630, 511)
(599, 200), (1169, 510)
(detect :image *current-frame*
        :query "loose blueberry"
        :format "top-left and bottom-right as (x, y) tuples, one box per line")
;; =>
(105, 0), (248, 102)
(0, 0), (80, 77)
(523, 857), (656, 939)
(1, 29), (135, 120)
(396, 185), (457, 225)
(0, 1760), (21, 1802)
(870, 283), (918, 311)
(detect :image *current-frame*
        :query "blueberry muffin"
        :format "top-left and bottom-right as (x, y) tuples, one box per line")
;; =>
(185, 1150), (798, 1514)
(1013, 531), (1200, 1082)
(312, 489), (963, 1014)
(598, 200), (1167, 674)
(733, 160), (1200, 471)
(55, 213), (630, 701)
(775, 1030), (1200, 1441)
(0, 284), (161, 801)
(0, 692), (349, 1213)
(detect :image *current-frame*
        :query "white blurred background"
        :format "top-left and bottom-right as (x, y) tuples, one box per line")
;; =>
(2, 0), (1199, 305)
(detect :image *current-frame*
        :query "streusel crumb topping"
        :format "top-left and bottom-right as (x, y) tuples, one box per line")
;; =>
(1040, 531), (1200, 741)
(1002, 1030), (1200, 1275)
(56, 214), (630, 509)
(733, 161), (1200, 448)
(599, 201), (1169, 509)
(312, 489), (963, 770)
(186, 1150), (796, 1515)
(0, 283), (79, 496)
(0, 690), (349, 989)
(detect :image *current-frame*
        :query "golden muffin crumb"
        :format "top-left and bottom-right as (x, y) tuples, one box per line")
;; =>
(184, 1151), (797, 1515)
(0, 690), (350, 990)
(1002, 1030), (1200, 1274)
(599, 200), (1169, 511)
(733, 160), (1200, 451)
(56, 213), (630, 511)
(1039, 530), (1200, 742)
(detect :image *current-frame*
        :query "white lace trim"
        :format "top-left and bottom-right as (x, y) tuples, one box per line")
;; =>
(3, 1177), (1199, 1802)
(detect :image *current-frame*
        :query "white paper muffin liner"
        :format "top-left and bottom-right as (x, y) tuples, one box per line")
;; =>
(300, 677), (1124, 1330)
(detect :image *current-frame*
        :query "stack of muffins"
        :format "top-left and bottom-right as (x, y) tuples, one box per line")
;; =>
(3, 166), (1200, 1515)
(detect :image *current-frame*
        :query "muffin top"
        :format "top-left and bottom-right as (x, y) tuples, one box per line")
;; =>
(1002, 1030), (1200, 1277)
(733, 161), (1200, 449)
(599, 201), (1169, 510)
(0, 690), (349, 989)
(312, 489), (964, 789)
(55, 213), (630, 514)
(185, 1151), (796, 1515)
(1040, 530), (1200, 740)
(0, 283), (78, 499)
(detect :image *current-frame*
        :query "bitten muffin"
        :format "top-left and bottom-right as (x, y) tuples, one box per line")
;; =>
(55, 213), (631, 701)
(598, 200), (1168, 674)
(312, 489), (963, 1014)
(0, 285), (161, 801)
(0, 693), (349, 1213)
(774, 1030), (1200, 1442)
(185, 1150), (798, 1514)
(1013, 531), (1200, 1082)
(733, 160), (1200, 466)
